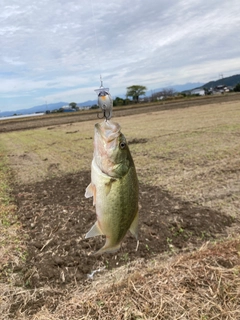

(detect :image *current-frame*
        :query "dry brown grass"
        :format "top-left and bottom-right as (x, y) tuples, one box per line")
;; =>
(2, 238), (239, 320)
(0, 147), (25, 274)
(54, 239), (240, 320)
(0, 147), (27, 319)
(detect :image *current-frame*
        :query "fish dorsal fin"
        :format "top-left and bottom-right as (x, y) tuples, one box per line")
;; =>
(85, 221), (103, 239)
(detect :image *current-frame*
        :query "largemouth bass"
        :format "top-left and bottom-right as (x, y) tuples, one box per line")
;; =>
(85, 120), (139, 255)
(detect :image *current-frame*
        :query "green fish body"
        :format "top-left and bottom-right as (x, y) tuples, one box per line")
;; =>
(85, 120), (139, 255)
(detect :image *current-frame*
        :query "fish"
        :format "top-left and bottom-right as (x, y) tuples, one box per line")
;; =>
(85, 120), (139, 255)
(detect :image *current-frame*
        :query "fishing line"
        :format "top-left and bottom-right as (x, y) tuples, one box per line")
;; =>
(90, 0), (102, 78)
(89, 0), (113, 120)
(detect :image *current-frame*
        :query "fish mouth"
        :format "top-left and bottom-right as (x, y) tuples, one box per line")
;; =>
(95, 120), (121, 142)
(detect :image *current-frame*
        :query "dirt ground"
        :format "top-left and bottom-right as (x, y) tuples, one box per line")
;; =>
(12, 169), (233, 285)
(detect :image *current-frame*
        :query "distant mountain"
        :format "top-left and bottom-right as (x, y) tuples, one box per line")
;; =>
(171, 82), (205, 92)
(0, 100), (99, 118)
(146, 82), (204, 96)
(78, 100), (96, 107)
(201, 74), (240, 89)
(0, 102), (68, 117)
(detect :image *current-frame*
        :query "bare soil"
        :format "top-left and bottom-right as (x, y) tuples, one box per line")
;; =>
(12, 167), (233, 290)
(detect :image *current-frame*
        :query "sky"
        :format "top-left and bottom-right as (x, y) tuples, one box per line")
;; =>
(1, 0), (240, 112)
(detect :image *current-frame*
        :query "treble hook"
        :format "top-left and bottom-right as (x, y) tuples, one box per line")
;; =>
(97, 108), (111, 120)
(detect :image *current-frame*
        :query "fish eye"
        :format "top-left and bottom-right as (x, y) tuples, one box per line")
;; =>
(119, 141), (126, 149)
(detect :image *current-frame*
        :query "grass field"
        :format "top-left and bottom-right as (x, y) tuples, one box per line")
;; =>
(0, 99), (240, 319)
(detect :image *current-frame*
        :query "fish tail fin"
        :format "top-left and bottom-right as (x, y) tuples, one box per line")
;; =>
(85, 224), (121, 255)
(93, 241), (121, 255)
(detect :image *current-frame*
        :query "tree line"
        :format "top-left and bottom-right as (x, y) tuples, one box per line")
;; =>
(53, 82), (240, 112)
(112, 85), (177, 106)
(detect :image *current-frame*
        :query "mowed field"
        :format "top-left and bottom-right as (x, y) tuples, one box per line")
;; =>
(0, 99), (240, 319)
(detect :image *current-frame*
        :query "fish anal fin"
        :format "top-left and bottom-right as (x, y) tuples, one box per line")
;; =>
(129, 210), (139, 240)
(85, 221), (103, 239)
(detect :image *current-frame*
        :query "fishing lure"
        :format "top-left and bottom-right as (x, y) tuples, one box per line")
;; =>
(94, 76), (113, 120)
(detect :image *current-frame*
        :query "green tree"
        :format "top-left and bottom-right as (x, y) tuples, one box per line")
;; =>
(126, 85), (147, 103)
(113, 97), (124, 106)
(234, 83), (240, 92)
(90, 104), (98, 109)
(69, 102), (77, 109)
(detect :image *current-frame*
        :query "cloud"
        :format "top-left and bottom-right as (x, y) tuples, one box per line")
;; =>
(1, 0), (240, 111)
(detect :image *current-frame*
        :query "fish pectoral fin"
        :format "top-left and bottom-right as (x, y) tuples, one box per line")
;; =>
(104, 178), (116, 196)
(129, 210), (139, 240)
(85, 183), (96, 205)
(85, 221), (103, 239)
(85, 183), (94, 198)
